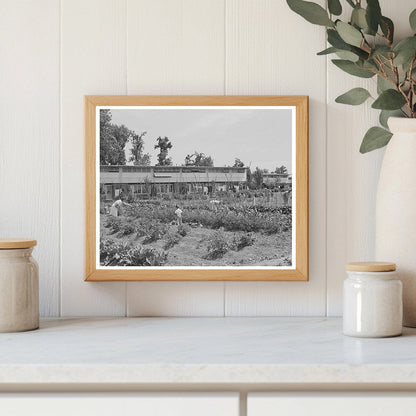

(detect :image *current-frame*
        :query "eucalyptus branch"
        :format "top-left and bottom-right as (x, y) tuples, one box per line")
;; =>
(391, 59), (400, 85)
(287, 0), (416, 152)
(376, 58), (399, 89)
(375, 56), (386, 74)
(395, 76), (413, 117)
(408, 57), (416, 117)
(362, 37), (372, 52)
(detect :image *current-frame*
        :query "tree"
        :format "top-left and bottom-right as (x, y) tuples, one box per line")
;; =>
(129, 131), (151, 166)
(184, 151), (214, 167)
(154, 136), (173, 166)
(252, 167), (264, 189)
(100, 109), (134, 165)
(246, 168), (253, 189)
(100, 109), (112, 133)
(233, 158), (245, 168)
(275, 165), (288, 174)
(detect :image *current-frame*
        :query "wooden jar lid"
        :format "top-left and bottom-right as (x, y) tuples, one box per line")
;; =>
(346, 261), (396, 272)
(0, 239), (37, 249)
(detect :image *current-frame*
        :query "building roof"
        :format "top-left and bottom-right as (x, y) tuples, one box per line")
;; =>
(100, 165), (247, 184)
(100, 165), (247, 171)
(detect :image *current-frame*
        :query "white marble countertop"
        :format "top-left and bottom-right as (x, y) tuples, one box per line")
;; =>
(1, 317), (416, 389)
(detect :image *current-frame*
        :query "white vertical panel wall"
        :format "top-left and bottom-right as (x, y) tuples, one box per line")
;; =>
(125, 0), (226, 316)
(224, 0), (327, 316)
(60, 0), (127, 316)
(326, 0), (416, 315)
(0, 0), (60, 317)
(1, 0), (412, 317)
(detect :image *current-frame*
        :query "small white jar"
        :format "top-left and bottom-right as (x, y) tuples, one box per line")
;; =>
(0, 239), (39, 332)
(343, 262), (402, 338)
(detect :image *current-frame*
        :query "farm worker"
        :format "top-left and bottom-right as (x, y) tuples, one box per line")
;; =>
(110, 197), (131, 217)
(175, 205), (183, 226)
(209, 199), (221, 212)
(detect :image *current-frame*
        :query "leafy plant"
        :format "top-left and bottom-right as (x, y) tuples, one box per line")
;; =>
(206, 229), (230, 259)
(287, 0), (416, 153)
(231, 233), (256, 251)
(105, 216), (122, 234)
(116, 221), (136, 237)
(177, 224), (190, 237)
(142, 222), (168, 244)
(100, 238), (167, 266)
(164, 230), (181, 249)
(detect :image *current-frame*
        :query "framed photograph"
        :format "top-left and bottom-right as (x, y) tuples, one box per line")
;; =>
(85, 96), (308, 281)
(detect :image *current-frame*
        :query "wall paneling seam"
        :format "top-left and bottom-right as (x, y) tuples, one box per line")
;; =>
(125, 0), (128, 317)
(59, 0), (63, 317)
(324, 3), (329, 318)
(224, 0), (227, 97)
(223, 0), (227, 317)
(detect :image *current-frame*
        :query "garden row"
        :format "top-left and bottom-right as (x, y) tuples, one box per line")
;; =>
(121, 198), (291, 213)
(100, 223), (256, 266)
(121, 202), (291, 234)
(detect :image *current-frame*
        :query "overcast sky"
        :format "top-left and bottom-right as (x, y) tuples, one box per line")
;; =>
(107, 107), (293, 173)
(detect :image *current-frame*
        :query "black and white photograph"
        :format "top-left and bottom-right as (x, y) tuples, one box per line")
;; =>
(98, 106), (295, 269)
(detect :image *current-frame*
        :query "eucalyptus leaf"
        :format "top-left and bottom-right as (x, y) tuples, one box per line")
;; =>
(410, 9), (416, 32)
(327, 29), (368, 59)
(336, 21), (363, 47)
(363, 59), (379, 71)
(393, 36), (416, 67)
(332, 59), (375, 78)
(394, 36), (416, 51)
(372, 45), (391, 58)
(360, 127), (392, 153)
(335, 50), (359, 62)
(383, 65), (402, 84)
(377, 76), (392, 94)
(379, 110), (402, 129)
(317, 46), (358, 61)
(317, 46), (338, 55)
(351, 46), (369, 60)
(328, 0), (342, 16)
(351, 7), (369, 32)
(327, 29), (351, 50)
(372, 89), (406, 110)
(380, 16), (394, 43)
(287, 0), (334, 27)
(366, 0), (382, 34)
(335, 88), (371, 105)
(377, 67), (404, 90)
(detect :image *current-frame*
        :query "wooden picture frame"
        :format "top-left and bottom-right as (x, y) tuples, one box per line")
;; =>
(85, 96), (308, 281)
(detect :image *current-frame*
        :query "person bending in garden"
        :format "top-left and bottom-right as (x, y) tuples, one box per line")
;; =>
(175, 205), (183, 226)
(110, 196), (131, 217)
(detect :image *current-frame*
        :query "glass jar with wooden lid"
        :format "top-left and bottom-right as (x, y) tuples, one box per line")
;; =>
(343, 261), (402, 338)
(0, 239), (38, 332)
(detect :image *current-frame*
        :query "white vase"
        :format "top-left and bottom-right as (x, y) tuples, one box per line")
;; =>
(375, 117), (416, 327)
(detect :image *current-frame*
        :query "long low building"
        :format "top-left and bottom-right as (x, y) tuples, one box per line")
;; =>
(100, 165), (248, 200)
(262, 172), (292, 187)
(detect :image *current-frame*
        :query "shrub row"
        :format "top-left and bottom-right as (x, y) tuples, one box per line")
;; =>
(206, 230), (255, 259)
(100, 239), (167, 266)
(183, 209), (291, 234)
